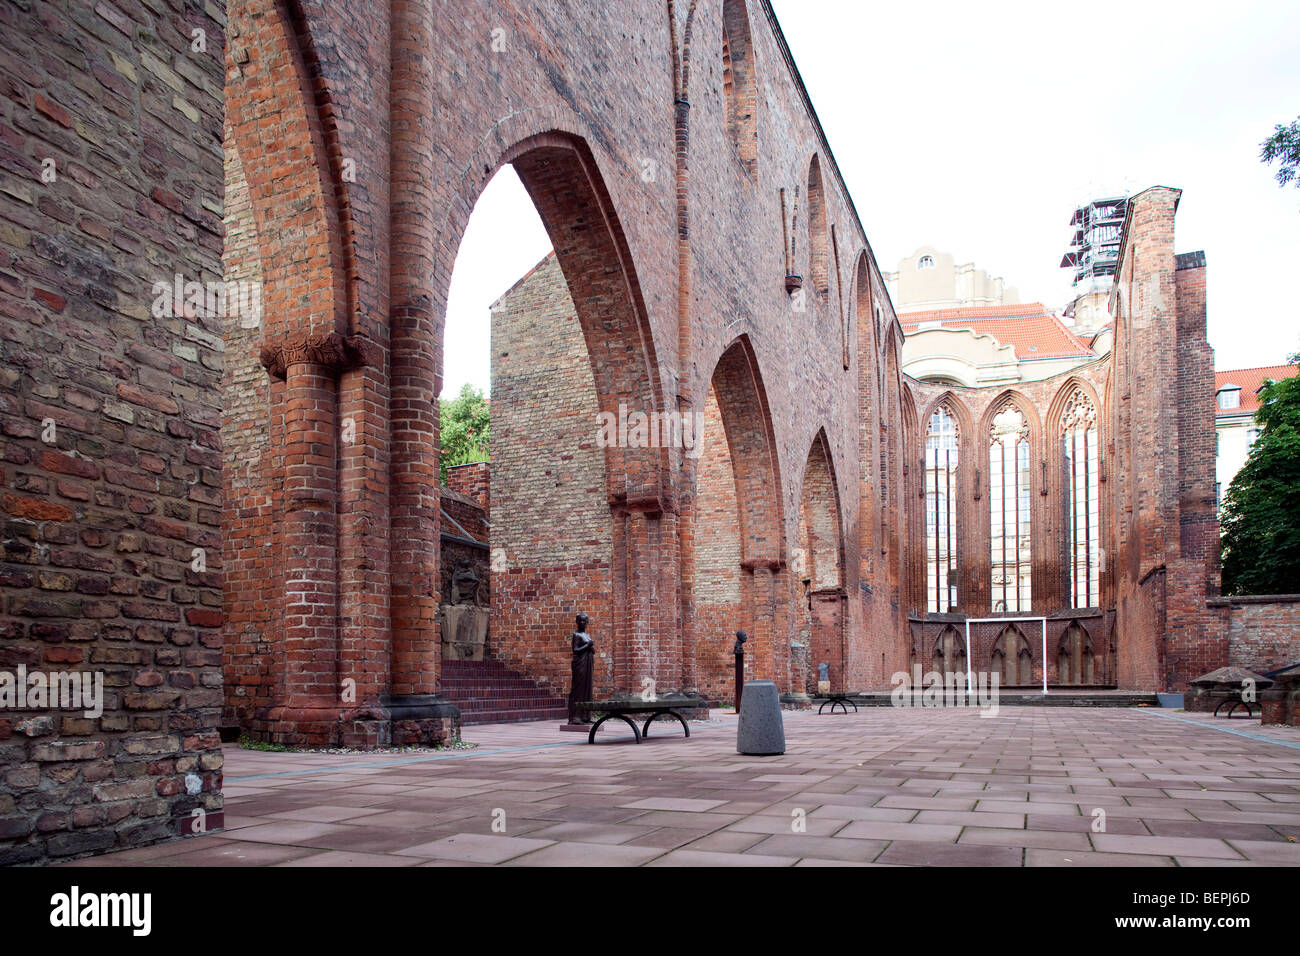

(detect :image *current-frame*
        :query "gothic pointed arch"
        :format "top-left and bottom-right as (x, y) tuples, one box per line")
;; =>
(982, 391), (1039, 613)
(1056, 621), (1095, 685)
(807, 154), (829, 301)
(933, 624), (965, 680)
(992, 623), (1034, 685)
(696, 336), (787, 686)
(798, 429), (846, 692)
(722, 0), (758, 177)
(854, 252), (879, 588)
(1048, 378), (1103, 609)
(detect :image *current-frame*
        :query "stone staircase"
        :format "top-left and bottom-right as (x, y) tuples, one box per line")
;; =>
(439, 659), (568, 725)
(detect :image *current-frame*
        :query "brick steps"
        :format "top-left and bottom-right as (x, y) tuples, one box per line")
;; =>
(440, 659), (568, 725)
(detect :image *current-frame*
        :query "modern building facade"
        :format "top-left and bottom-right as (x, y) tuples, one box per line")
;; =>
(1214, 364), (1299, 508)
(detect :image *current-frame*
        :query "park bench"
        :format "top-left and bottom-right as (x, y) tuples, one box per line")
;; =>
(581, 694), (706, 743)
(814, 692), (859, 714)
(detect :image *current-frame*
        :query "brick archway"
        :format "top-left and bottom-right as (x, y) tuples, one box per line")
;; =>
(697, 336), (787, 689)
(390, 131), (671, 703)
(798, 430), (846, 694)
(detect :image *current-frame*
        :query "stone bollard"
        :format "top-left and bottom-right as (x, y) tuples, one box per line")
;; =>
(736, 680), (786, 755)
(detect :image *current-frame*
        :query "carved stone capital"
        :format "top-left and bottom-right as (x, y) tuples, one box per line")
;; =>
(260, 331), (370, 379)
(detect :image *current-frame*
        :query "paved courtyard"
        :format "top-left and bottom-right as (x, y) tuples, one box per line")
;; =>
(64, 707), (1300, 867)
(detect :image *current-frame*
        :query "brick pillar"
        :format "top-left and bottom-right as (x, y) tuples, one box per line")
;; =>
(280, 358), (339, 720)
(258, 332), (369, 744)
(389, 0), (440, 699)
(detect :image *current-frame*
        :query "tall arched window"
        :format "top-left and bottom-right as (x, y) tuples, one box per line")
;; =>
(989, 401), (1031, 612)
(1060, 387), (1100, 607)
(925, 404), (959, 612)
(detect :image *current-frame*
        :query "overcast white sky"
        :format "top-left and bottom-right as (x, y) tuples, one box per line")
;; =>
(442, 0), (1300, 398)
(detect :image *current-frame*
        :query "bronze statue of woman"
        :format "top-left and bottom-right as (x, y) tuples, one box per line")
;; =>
(567, 612), (595, 724)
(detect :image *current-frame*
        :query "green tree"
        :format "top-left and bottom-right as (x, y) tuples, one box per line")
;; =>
(439, 383), (489, 483)
(1261, 116), (1300, 195)
(1219, 359), (1300, 595)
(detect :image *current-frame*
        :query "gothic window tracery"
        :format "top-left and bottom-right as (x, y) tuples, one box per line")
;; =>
(925, 404), (959, 612)
(989, 400), (1031, 612)
(1060, 387), (1100, 608)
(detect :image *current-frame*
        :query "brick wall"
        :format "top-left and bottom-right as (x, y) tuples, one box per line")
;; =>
(220, 111), (272, 735)
(209, 0), (919, 738)
(1212, 595), (1300, 676)
(489, 253), (613, 696)
(1108, 188), (1220, 691)
(0, 0), (225, 864)
(446, 462), (489, 516)
(694, 382), (744, 702)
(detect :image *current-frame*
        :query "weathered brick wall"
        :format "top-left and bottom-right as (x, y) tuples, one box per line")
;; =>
(220, 120), (272, 734)
(694, 382), (743, 702)
(489, 253), (613, 695)
(1105, 188), (1222, 691)
(441, 486), (488, 543)
(1163, 253), (1223, 689)
(446, 462), (489, 516)
(0, 0), (225, 864)
(1212, 595), (1300, 676)
(1115, 570), (1164, 689)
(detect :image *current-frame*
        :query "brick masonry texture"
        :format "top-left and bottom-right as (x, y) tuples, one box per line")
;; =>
(1213, 596), (1300, 676)
(489, 253), (612, 696)
(0, 1), (226, 864)
(446, 462), (489, 516)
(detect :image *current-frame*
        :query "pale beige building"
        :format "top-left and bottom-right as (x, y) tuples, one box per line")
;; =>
(901, 302), (1105, 387)
(884, 246), (1019, 314)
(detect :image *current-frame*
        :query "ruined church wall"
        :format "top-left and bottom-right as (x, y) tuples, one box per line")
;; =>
(489, 254), (613, 696)
(0, 0), (225, 864)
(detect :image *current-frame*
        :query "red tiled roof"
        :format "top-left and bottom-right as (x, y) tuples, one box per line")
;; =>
(1214, 365), (1298, 418)
(900, 303), (1095, 361)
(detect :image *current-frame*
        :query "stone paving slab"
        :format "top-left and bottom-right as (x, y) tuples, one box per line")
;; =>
(61, 706), (1300, 867)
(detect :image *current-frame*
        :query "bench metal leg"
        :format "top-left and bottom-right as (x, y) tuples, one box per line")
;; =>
(643, 710), (690, 739)
(819, 697), (856, 714)
(1215, 699), (1254, 719)
(588, 712), (642, 743)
